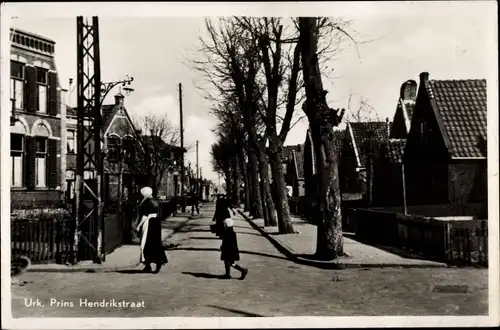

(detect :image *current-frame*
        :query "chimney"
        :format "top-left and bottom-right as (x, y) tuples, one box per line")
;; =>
(419, 72), (429, 84)
(114, 93), (125, 106)
(400, 80), (417, 102)
(386, 117), (390, 138)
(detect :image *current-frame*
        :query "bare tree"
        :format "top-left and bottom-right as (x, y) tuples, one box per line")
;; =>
(121, 112), (181, 196)
(299, 17), (346, 260)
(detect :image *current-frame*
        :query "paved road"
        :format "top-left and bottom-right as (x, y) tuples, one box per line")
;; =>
(11, 205), (488, 317)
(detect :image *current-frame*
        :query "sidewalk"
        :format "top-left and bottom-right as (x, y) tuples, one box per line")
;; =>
(27, 212), (193, 273)
(238, 209), (448, 269)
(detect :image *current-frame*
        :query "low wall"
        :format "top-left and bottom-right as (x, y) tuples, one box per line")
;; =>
(344, 208), (488, 266)
(370, 203), (485, 218)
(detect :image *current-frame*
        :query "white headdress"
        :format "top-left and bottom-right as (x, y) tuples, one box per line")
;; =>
(140, 187), (153, 198)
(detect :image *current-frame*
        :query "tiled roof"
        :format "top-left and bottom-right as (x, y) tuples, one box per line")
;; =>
(67, 104), (116, 122)
(378, 139), (406, 164)
(349, 121), (390, 166)
(333, 129), (345, 156)
(404, 102), (415, 119)
(427, 79), (487, 158)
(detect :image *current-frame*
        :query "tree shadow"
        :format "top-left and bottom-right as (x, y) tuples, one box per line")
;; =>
(115, 269), (148, 274)
(206, 304), (265, 317)
(182, 271), (226, 279)
(167, 247), (288, 261)
(189, 236), (221, 240)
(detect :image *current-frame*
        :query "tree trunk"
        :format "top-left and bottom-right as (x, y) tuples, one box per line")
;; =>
(268, 151), (294, 233)
(257, 149), (277, 227)
(299, 17), (344, 259)
(238, 151), (251, 211)
(231, 156), (241, 207)
(248, 147), (263, 218)
(246, 161), (253, 213)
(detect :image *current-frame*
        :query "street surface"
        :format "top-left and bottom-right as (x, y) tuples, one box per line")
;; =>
(11, 204), (488, 317)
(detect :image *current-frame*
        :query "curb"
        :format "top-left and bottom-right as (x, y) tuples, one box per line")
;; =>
(27, 217), (191, 273)
(237, 210), (448, 269)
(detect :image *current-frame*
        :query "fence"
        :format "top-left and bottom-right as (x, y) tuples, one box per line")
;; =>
(11, 216), (74, 264)
(445, 220), (488, 267)
(343, 208), (488, 267)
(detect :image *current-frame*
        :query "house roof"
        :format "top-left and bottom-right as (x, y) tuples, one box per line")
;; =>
(67, 104), (116, 122)
(427, 79), (487, 158)
(348, 121), (390, 167)
(378, 139), (406, 164)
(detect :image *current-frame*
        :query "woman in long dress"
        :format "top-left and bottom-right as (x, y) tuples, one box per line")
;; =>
(219, 198), (248, 280)
(135, 187), (168, 273)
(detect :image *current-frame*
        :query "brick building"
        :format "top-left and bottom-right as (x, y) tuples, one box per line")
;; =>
(65, 93), (143, 206)
(10, 28), (67, 209)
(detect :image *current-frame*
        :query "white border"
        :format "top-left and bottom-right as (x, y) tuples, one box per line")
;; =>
(1, 1), (499, 329)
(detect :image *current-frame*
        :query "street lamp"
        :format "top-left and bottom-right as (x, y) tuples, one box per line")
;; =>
(100, 75), (134, 104)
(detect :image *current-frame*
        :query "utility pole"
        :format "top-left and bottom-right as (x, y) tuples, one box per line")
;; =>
(196, 140), (199, 196)
(179, 83), (186, 212)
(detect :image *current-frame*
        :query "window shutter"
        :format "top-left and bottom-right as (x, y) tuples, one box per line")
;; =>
(25, 136), (36, 189)
(25, 66), (37, 113)
(48, 72), (58, 116)
(48, 139), (59, 188)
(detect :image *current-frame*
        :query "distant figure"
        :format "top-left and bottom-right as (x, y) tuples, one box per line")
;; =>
(190, 192), (200, 216)
(135, 187), (168, 273)
(218, 198), (248, 280)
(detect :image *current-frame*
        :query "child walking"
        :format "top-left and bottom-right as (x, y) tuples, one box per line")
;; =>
(219, 199), (248, 280)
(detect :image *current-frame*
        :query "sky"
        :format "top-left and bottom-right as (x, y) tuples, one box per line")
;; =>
(3, 1), (497, 183)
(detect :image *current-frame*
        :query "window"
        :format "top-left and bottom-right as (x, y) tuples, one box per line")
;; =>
(10, 61), (24, 110)
(67, 130), (76, 153)
(36, 68), (48, 113)
(107, 135), (121, 162)
(11, 134), (24, 187)
(122, 136), (134, 160)
(35, 137), (47, 188)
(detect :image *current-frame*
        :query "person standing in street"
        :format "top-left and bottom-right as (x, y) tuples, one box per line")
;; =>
(191, 191), (200, 216)
(135, 187), (168, 273)
(219, 198), (248, 280)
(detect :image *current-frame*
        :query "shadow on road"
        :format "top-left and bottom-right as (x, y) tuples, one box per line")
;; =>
(116, 269), (147, 274)
(166, 247), (288, 261)
(206, 304), (265, 317)
(182, 271), (226, 279)
(189, 236), (221, 240)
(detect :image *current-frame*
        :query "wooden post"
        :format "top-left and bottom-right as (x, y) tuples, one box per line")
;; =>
(179, 83), (186, 212)
(402, 162), (407, 215)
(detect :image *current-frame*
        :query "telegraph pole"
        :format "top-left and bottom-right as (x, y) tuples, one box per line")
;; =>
(196, 140), (199, 195)
(179, 83), (186, 212)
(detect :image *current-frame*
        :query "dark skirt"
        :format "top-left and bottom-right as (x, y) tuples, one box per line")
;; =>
(143, 217), (168, 264)
(220, 228), (240, 263)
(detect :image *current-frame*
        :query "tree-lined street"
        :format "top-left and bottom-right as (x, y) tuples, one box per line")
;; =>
(12, 205), (488, 318)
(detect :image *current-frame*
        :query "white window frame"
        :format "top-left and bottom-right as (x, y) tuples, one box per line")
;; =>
(67, 129), (76, 153)
(10, 61), (25, 110)
(36, 68), (48, 114)
(11, 133), (24, 187)
(35, 137), (48, 188)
